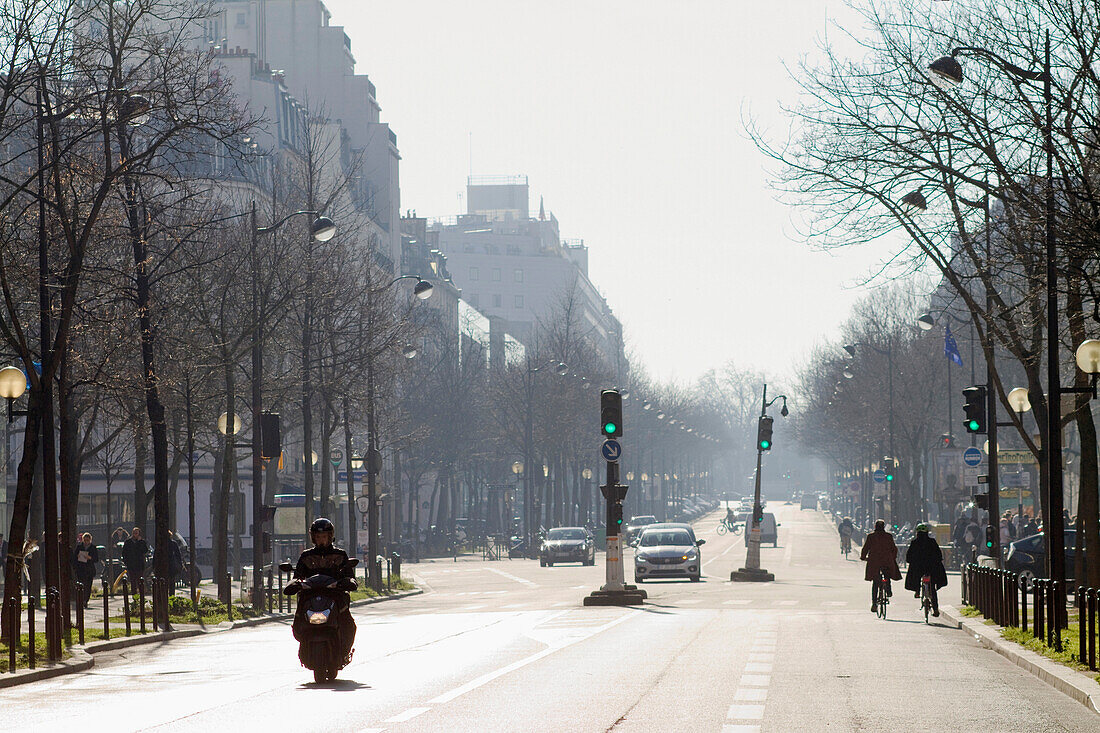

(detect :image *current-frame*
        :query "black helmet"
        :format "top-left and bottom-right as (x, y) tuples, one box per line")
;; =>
(310, 517), (335, 534)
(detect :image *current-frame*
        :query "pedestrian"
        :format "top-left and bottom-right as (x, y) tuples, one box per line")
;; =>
(860, 519), (901, 613)
(905, 523), (948, 617)
(999, 515), (1013, 547)
(121, 527), (149, 591)
(72, 533), (99, 607)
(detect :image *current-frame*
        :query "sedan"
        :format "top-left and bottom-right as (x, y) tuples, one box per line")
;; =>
(633, 525), (705, 583)
(539, 527), (596, 566)
(1005, 530), (1077, 582)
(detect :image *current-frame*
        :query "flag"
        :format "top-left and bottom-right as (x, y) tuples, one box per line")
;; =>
(944, 325), (963, 366)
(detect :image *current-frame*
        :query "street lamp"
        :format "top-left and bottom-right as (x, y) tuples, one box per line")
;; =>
(522, 359), (567, 554)
(0, 366), (27, 422)
(928, 34), (1062, 643)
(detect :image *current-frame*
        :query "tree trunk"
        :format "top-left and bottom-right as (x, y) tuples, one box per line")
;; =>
(133, 421), (148, 535)
(1067, 266), (1099, 590)
(1, 397), (42, 638)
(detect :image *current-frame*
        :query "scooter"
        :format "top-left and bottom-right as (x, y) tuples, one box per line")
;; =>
(280, 558), (358, 683)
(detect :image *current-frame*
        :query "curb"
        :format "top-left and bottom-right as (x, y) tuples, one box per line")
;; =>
(0, 588), (423, 688)
(941, 605), (1100, 714)
(0, 647), (93, 689)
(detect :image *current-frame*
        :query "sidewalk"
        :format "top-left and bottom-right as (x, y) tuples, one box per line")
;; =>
(940, 604), (1100, 715)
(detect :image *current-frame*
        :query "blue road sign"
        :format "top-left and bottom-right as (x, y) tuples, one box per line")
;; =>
(601, 439), (622, 462)
(963, 447), (983, 467)
(872, 469), (886, 484)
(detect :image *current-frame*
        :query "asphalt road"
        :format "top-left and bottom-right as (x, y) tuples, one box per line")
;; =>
(1, 503), (1095, 732)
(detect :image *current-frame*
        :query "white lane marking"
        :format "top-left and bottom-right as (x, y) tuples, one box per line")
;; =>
(740, 674), (771, 687)
(745, 663), (773, 673)
(726, 704), (766, 720)
(383, 707), (429, 723)
(460, 605), (487, 611)
(735, 688), (768, 701)
(747, 654), (773, 663)
(678, 599), (701, 605)
(823, 601), (848, 606)
(552, 601), (572, 607)
(702, 539), (741, 568)
(757, 630), (778, 636)
(486, 567), (538, 588)
(427, 610), (639, 704)
(775, 600), (797, 606)
(502, 603), (528, 609)
(782, 533), (794, 565)
(723, 599), (751, 605)
(721, 726), (760, 733)
(572, 585), (586, 589)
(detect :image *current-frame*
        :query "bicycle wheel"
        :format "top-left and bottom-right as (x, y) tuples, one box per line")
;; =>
(716, 523), (728, 536)
(733, 523), (743, 536)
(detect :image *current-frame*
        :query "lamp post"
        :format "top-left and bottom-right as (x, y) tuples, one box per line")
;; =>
(247, 206), (335, 609)
(216, 409), (243, 594)
(511, 461), (523, 536)
(363, 276), (432, 591)
(523, 358), (567, 556)
(1007, 387), (1033, 535)
(928, 32), (1063, 643)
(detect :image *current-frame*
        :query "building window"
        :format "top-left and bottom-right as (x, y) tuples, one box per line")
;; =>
(492, 294), (502, 308)
(514, 295), (524, 309)
(236, 12), (246, 26)
(491, 268), (501, 281)
(514, 269), (523, 283)
(469, 266), (479, 281)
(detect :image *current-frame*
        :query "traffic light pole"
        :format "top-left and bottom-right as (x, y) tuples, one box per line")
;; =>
(601, 461), (625, 592)
(732, 383), (778, 582)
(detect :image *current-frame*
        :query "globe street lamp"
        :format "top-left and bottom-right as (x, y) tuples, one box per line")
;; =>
(1007, 387), (1033, 538)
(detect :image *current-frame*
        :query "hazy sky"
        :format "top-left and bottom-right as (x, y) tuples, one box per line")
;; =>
(326, 0), (895, 385)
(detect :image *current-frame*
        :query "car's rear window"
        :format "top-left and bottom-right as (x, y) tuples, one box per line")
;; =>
(639, 530), (693, 547)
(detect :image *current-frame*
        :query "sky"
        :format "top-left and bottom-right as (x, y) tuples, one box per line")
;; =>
(326, 0), (897, 386)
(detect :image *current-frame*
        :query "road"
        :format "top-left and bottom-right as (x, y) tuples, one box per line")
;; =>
(1, 503), (1095, 732)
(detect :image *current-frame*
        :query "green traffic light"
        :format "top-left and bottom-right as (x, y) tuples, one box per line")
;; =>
(885, 473), (893, 481)
(759, 440), (770, 449)
(967, 419), (980, 431)
(604, 422), (617, 435)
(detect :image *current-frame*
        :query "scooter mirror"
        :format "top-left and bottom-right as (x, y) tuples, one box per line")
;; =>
(279, 562), (294, 573)
(346, 557), (360, 567)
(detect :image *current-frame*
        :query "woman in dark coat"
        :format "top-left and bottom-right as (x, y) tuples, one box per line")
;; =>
(905, 524), (948, 616)
(860, 519), (901, 612)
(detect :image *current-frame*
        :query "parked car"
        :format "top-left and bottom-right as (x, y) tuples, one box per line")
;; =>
(744, 512), (779, 547)
(539, 527), (596, 566)
(633, 524), (705, 583)
(1005, 531), (1077, 582)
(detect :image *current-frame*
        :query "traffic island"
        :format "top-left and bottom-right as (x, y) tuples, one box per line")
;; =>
(583, 589), (645, 606)
(731, 568), (775, 582)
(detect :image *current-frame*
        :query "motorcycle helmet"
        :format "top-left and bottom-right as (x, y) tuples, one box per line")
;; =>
(915, 523), (929, 534)
(310, 517), (335, 546)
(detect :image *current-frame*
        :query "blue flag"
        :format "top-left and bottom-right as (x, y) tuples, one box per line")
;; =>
(944, 325), (963, 367)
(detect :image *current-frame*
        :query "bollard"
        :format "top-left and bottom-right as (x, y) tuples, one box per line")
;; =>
(151, 578), (159, 632)
(386, 557), (392, 591)
(27, 594), (35, 669)
(1088, 588), (1097, 672)
(1079, 586), (1086, 664)
(1020, 575), (1028, 633)
(1050, 580), (1061, 651)
(1034, 579), (1044, 642)
(102, 578), (110, 641)
(46, 588), (59, 660)
(266, 568), (273, 614)
(75, 583), (85, 645)
(6, 597), (16, 673)
(138, 577), (147, 634)
(225, 573), (233, 621)
(122, 579), (132, 637)
(277, 567), (284, 613)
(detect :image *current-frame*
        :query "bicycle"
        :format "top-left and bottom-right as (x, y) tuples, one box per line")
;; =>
(920, 575), (933, 624)
(716, 518), (743, 536)
(840, 534), (852, 558)
(874, 570), (889, 620)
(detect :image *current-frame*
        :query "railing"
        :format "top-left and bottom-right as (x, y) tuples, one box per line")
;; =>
(962, 563), (1100, 670)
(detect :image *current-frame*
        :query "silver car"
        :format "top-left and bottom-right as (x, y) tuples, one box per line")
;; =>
(633, 525), (705, 582)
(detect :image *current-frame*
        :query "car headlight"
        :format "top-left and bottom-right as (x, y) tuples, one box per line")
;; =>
(635, 554), (650, 562)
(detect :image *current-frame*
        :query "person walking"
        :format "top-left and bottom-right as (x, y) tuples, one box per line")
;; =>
(121, 527), (149, 591)
(72, 533), (99, 607)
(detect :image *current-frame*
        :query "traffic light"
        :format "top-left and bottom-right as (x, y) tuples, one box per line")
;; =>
(939, 433), (954, 449)
(262, 530), (272, 554)
(600, 390), (623, 438)
(962, 386), (987, 434)
(753, 503), (764, 524)
(985, 524), (995, 550)
(757, 416), (774, 451)
(260, 412), (281, 459)
(610, 501), (624, 530)
(884, 459), (895, 482)
(974, 492), (989, 510)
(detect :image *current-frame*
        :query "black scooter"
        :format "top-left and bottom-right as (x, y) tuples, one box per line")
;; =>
(280, 558), (358, 683)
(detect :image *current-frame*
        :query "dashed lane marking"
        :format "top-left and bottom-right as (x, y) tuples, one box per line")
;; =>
(721, 726), (760, 733)
(734, 688), (768, 701)
(726, 704), (765, 720)
(740, 674), (771, 687)
(485, 567), (539, 588)
(745, 663), (773, 673)
(382, 707), (429, 723)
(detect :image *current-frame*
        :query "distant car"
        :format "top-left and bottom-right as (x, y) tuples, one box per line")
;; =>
(744, 512), (779, 547)
(800, 494), (817, 510)
(633, 525), (705, 583)
(1005, 531), (1077, 582)
(539, 527), (595, 567)
(625, 515), (657, 541)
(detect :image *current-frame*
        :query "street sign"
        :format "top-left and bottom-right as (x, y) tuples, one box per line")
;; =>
(999, 449), (1036, 464)
(962, 447), (983, 467)
(977, 475), (989, 484)
(355, 496), (370, 514)
(963, 467), (978, 486)
(330, 448), (343, 467)
(846, 480), (860, 497)
(1004, 472), (1031, 488)
(601, 439), (622, 462)
(872, 469), (886, 484)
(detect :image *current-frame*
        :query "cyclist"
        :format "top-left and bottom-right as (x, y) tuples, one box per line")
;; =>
(904, 523), (947, 617)
(860, 519), (901, 613)
(725, 505), (737, 530)
(838, 516), (855, 554)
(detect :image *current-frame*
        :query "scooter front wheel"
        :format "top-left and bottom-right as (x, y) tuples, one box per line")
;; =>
(314, 668), (327, 684)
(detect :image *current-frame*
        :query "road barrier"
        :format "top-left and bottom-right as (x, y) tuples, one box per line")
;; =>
(1079, 585), (1098, 671)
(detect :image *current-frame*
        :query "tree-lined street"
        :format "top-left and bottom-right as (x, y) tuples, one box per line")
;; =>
(3, 504), (1094, 731)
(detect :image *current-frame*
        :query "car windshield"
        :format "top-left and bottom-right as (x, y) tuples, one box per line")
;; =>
(639, 530), (693, 547)
(631, 517), (655, 525)
(548, 529), (586, 540)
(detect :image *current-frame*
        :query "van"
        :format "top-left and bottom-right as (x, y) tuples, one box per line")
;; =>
(745, 512), (779, 547)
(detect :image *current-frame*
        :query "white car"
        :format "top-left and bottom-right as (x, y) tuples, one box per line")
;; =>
(633, 525), (705, 583)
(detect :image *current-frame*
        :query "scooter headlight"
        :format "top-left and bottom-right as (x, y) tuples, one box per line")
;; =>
(308, 609), (331, 625)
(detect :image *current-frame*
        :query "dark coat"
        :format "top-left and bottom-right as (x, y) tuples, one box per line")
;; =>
(72, 542), (99, 575)
(860, 529), (901, 582)
(904, 534), (948, 591)
(121, 537), (148, 572)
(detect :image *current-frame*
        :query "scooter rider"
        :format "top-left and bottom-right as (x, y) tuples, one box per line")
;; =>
(289, 518), (356, 664)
